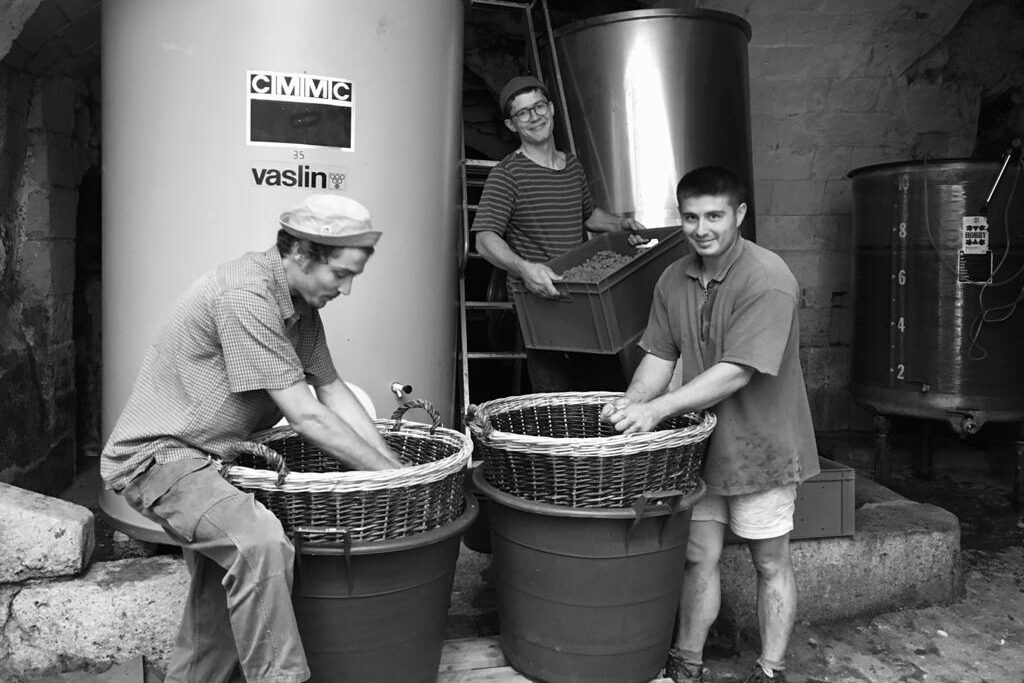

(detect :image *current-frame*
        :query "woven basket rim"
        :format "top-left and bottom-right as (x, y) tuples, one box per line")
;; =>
(468, 390), (716, 453)
(219, 419), (473, 492)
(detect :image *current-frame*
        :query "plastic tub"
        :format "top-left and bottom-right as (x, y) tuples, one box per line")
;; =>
(474, 469), (704, 683)
(292, 494), (477, 682)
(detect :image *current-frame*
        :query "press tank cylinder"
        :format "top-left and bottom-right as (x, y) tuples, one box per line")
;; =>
(551, 9), (755, 237)
(102, 0), (463, 430)
(849, 159), (1024, 432)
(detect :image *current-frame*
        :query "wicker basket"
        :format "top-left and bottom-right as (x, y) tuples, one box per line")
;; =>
(219, 399), (472, 543)
(469, 391), (715, 508)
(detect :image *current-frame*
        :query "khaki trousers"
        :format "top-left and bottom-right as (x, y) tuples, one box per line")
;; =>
(122, 459), (310, 683)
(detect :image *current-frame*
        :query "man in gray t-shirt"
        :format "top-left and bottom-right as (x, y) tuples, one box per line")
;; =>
(603, 167), (817, 683)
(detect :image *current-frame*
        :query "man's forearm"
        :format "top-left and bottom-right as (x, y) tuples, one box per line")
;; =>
(653, 361), (754, 418)
(475, 231), (527, 276)
(293, 408), (401, 470)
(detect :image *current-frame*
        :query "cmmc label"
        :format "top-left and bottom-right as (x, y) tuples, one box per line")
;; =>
(247, 70), (354, 150)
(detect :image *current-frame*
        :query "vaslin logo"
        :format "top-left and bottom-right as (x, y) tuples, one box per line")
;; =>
(250, 163), (346, 190)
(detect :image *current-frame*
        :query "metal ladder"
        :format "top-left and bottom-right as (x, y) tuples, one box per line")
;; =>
(456, 0), (569, 429)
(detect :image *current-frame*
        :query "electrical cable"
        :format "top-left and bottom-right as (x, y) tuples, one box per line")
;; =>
(966, 156), (1024, 360)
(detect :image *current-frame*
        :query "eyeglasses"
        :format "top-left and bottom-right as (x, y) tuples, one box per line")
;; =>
(510, 100), (550, 123)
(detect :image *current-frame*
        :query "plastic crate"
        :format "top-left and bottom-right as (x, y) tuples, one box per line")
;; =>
(726, 456), (856, 543)
(791, 456), (856, 539)
(512, 226), (686, 354)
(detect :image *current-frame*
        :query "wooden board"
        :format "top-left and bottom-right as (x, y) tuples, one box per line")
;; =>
(437, 637), (673, 682)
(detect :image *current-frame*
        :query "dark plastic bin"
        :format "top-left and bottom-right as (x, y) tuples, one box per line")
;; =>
(474, 468), (705, 683)
(512, 226), (686, 353)
(292, 495), (477, 683)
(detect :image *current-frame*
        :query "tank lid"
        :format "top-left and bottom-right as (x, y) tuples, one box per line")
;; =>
(847, 157), (1000, 179)
(554, 8), (752, 41)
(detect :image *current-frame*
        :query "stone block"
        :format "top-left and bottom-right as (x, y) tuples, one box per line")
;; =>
(756, 214), (846, 252)
(805, 112), (894, 146)
(23, 128), (50, 183)
(768, 180), (826, 215)
(747, 11), (839, 45)
(49, 186), (79, 240)
(899, 82), (977, 136)
(778, 250), (853, 291)
(0, 482), (94, 582)
(0, 1), (44, 61)
(749, 44), (871, 79)
(826, 78), (884, 113)
(754, 115), (821, 150)
(47, 132), (78, 188)
(797, 306), (831, 347)
(18, 239), (59, 303)
(811, 146), (854, 182)
(720, 495), (961, 631)
(753, 145), (815, 181)
(753, 180), (774, 217)
(0, 557), (187, 680)
(40, 78), (77, 135)
(749, 78), (828, 117)
(823, 180), (853, 215)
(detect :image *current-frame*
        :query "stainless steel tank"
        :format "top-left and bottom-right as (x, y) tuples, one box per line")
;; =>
(849, 159), (1024, 433)
(102, 0), (463, 427)
(551, 9), (755, 236)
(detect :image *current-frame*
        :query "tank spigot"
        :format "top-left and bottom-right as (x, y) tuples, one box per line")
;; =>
(390, 382), (412, 400)
(960, 415), (978, 436)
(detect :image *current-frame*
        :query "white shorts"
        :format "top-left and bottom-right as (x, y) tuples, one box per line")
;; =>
(691, 484), (798, 540)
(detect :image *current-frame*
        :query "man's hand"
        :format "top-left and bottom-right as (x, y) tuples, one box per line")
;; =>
(602, 396), (664, 434)
(520, 261), (563, 298)
(620, 216), (650, 247)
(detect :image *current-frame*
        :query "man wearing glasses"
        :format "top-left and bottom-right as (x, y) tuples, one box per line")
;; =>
(473, 75), (645, 392)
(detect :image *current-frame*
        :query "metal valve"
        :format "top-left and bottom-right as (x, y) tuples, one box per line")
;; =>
(390, 382), (413, 400)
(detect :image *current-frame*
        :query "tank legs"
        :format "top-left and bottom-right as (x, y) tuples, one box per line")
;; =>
(913, 420), (934, 480)
(1013, 423), (1024, 509)
(873, 414), (892, 483)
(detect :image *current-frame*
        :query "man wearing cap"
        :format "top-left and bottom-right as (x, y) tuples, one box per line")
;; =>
(473, 75), (646, 392)
(101, 194), (399, 683)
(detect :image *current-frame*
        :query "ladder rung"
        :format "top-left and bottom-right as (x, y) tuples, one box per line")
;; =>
(465, 301), (515, 311)
(469, 0), (531, 10)
(467, 351), (528, 360)
(464, 158), (499, 170)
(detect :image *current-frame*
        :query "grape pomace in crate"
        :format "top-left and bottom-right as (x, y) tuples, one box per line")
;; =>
(513, 226), (686, 354)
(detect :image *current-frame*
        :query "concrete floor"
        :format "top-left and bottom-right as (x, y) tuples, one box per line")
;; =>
(46, 424), (1024, 682)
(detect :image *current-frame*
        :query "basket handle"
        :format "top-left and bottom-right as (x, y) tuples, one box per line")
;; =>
(390, 398), (442, 434)
(626, 490), (686, 552)
(220, 441), (290, 486)
(293, 525), (355, 596)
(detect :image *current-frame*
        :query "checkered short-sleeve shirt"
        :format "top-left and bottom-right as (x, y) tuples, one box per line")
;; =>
(100, 247), (337, 491)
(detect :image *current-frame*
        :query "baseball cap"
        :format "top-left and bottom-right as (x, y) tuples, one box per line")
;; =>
(499, 75), (548, 116)
(279, 194), (382, 248)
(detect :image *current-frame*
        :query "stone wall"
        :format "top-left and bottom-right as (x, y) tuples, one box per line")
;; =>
(0, 59), (100, 492)
(681, 0), (980, 430)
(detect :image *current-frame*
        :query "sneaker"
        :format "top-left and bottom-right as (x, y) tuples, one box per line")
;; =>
(664, 649), (704, 683)
(742, 663), (787, 682)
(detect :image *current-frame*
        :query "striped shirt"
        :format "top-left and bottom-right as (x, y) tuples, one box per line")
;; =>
(100, 247), (338, 491)
(472, 149), (594, 290)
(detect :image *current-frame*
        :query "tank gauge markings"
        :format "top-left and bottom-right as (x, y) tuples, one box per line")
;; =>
(889, 174), (911, 387)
